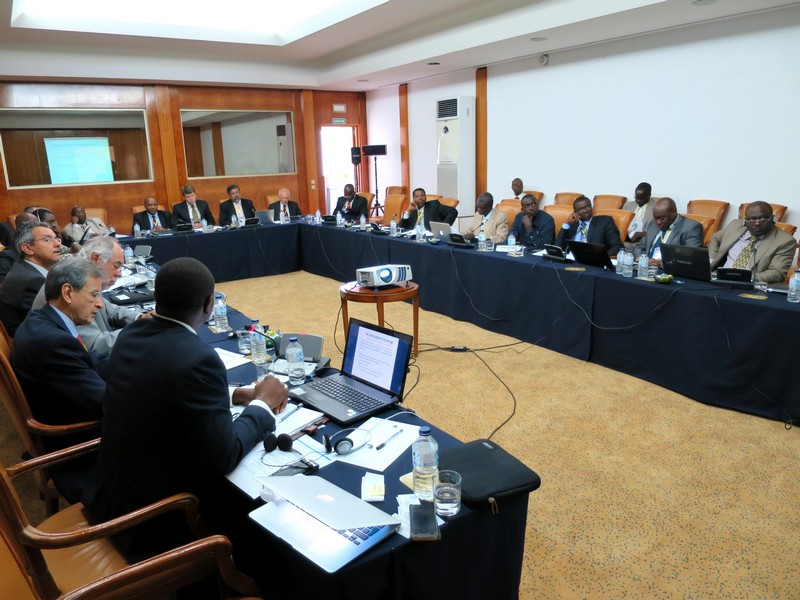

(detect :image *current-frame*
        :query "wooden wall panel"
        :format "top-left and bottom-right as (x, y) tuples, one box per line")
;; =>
(183, 127), (204, 177)
(475, 67), (487, 197)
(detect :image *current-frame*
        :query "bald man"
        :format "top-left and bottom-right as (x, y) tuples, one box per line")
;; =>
(269, 187), (302, 221)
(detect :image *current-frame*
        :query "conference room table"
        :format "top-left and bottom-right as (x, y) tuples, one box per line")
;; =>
(199, 310), (530, 600)
(130, 222), (800, 424)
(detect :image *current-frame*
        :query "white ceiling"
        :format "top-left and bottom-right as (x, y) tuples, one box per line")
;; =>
(1, 0), (799, 91)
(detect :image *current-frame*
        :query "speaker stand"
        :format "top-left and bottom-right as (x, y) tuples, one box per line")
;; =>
(369, 155), (384, 219)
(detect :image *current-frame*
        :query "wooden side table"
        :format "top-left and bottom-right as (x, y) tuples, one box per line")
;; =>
(339, 281), (419, 356)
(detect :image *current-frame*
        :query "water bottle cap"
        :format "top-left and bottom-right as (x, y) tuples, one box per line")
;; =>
(419, 425), (431, 436)
(289, 336), (298, 342)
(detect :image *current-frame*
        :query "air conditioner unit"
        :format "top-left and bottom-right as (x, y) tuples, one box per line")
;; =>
(436, 96), (475, 218)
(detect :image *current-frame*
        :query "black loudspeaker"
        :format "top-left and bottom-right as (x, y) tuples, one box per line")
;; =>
(362, 144), (387, 156)
(263, 432), (293, 453)
(351, 146), (361, 165)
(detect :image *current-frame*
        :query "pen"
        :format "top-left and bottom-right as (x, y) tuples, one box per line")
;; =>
(376, 429), (402, 451)
(229, 382), (246, 387)
(278, 403), (300, 423)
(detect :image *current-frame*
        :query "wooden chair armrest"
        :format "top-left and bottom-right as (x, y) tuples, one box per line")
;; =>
(57, 535), (261, 600)
(26, 416), (101, 437)
(7, 438), (101, 480)
(22, 492), (202, 550)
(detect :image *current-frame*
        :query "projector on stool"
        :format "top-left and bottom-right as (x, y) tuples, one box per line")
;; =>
(356, 264), (413, 288)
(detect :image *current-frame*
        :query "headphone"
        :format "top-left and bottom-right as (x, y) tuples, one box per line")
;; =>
(323, 428), (371, 455)
(263, 432), (293, 453)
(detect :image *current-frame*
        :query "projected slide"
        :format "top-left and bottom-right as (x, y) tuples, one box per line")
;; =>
(44, 137), (114, 185)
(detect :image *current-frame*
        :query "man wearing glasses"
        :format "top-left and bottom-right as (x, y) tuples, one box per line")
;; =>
(709, 201), (796, 284)
(0, 221), (62, 336)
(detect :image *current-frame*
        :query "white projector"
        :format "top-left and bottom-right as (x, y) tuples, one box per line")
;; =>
(356, 264), (413, 287)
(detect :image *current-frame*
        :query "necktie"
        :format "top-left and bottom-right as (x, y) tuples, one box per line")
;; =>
(578, 222), (588, 241)
(191, 204), (201, 223)
(416, 209), (423, 225)
(76, 335), (87, 351)
(345, 200), (352, 212)
(151, 214), (158, 228)
(235, 202), (245, 221)
(732, 236), (758, 269)
(283, 205), (289, 218)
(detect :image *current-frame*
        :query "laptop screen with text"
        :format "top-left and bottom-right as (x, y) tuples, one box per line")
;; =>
(341, 319), (412, 400)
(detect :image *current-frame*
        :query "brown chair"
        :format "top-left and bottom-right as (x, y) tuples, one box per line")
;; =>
(266, 195), (280, 207)
(386, 186), (406, 198)
(438, 197), (459, 209)
(522, 191), (544, 202)
(425, 194), (442, 201)
(357, 192), (375, 205)
(0, 320), (12, 359)
(7, 213), (19, 229)
(776, 221), (797, 237)
(681, 214), (716, 246)
(554, 192), (583, 206)
(494, 204), (519, 229)
(543, 204), (574, 233)
(83, 208), (108, 225)
(595, 209), (635, 244)
(500, 198), (521, 207)
(380, 194), (407, 225)
(737, 203), (788, 222)
(0, 352), (99, 516)
(593, 195), (627, 210)
(129, 204), (166, 216)
(686, 200), (729, 245)
(0, 444), (260, 600)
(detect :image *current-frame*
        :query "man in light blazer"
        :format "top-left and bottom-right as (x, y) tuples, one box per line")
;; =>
(709, 201), (796, 284)
(635, 197), (704, 267)
(218, 184), (256, 226)
(463, 192), (508, 243)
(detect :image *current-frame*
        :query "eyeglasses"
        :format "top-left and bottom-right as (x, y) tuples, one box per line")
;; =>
(33, 235), (60, 244)
(744, 216), (771, 224)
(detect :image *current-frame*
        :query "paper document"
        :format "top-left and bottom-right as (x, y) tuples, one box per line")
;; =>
(331, 417), (419, 472)
(215, 348), (251, 370)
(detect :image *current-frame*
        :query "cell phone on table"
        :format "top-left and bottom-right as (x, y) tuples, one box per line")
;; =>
(410, 502), (440, 541)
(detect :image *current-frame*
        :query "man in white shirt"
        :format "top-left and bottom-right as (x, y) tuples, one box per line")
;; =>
(63, 205), (110, 244)
(623, 182), (655, 251)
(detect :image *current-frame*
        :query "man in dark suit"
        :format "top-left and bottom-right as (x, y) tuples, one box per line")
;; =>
(269, 187), (303, 221)
(12, 257), (106, 501)
(509, 194), (555, 249)
(170, 184), (215, 228)
(218, 184), (256, 226)
(556, 195), (622, 256)
(0, 221), (63, 336)
(0, 212), (38, 282)
(132, 195), (170, 234)
(332, 183), (368, 222)
(399, 187), (458, 230)
(85, 257), (288, 560)
(635, 197), (703, 267)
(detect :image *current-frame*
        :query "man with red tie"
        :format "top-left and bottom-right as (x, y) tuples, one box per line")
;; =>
(269, 187), (303, 222)
(12, 257), (106, 502)
(333, 183), (368, 222)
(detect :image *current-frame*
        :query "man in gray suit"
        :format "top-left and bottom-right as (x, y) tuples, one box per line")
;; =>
(635, 197), (703, 268)
(709, 201), (796, 284)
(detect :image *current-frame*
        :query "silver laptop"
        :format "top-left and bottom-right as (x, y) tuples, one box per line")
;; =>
(289, 318), (413, 425)
(255, 209), (275, 225)
(429, 221), (454, 240)
(249, 476), (400, 573)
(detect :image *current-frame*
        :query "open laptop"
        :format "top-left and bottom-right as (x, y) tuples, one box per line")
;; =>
(542, 244), (573, 263)
(429, 221), (453, 241)
(249, 476), (400, 573)
(660, 244), (754, 289)
(568, 240), (614, 270)
(289, 318), (413, 425)
(255, 209), (275, 225)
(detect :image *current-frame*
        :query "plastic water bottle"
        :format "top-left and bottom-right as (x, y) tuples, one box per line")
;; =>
(621, 251), (633, 278)
(415, 222), (425, 243)
(286, 337), (305, 386)
(231, 214), (239, 228)
(507, 232), (516, 248)
(788, 270), (800, 303)
(336, 212), (344, 227)
(615, 249), (625, 275)
(315, 209), (321, 225)
(638, 253), (649, 279)
(250, 319), (268, 364)
(213, 295), (229, 331)
(133, 223), (141, 238)
(412, 426), (439, 501)
(478, 224), (487, 251)
(390, 217), (397, 237)
(123, 245), (134, 267)
(359, 214), (366, 230)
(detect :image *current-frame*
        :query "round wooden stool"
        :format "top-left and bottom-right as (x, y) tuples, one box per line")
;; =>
(339, 281), (419, 356)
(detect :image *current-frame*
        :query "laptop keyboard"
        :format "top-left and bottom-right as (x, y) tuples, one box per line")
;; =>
(338, 525), (387, 545)
(308, 378), (383, 412)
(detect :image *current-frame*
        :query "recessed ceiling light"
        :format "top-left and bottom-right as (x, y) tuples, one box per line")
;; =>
(529, 36), (548, 42)
(692, 0), (716, 6)
(427, 62), (440, 66)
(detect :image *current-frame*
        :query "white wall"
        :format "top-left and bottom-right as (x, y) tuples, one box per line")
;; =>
(368, 7), (800, 229)
(364, 86), (401, 199)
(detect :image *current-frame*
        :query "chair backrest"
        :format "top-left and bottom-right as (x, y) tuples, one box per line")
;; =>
(129, 204), (167, 216)
(266, 195), (280, 209)
(554, 192), (583, 206)
(0, 320), (12, 361)
(425, 194), (442, 201)
(381, 194), (407, 225)
(686, 199), (729, 243)
(522, 190), (544, 202)
(680, 213), (716, 245)
(775, 221), (797, 237)
(438, 197), (459, 208)
(594, 209), (635, 244)
(279, 333), (324, 360)
(7, 214), (19, 230)
(737, 202), (788, 222)
(494, 204), (518, 228)
(543, 204), (574, 233)
(357, 192), (375, 206)
(500, 199), (521, 207)
(593, 195), (627, 210)
(386, 186), (406, 198)
(84, 208), (107, 224)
